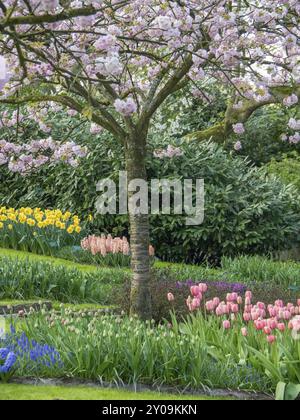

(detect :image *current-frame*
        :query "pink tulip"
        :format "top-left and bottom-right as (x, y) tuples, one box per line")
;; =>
(245, 291), (252, 300)
(190, 286), (201, 297)
(167, 293), (175, 302)
(223, 320), (231, 330)
(254, 320), (264, 330)
(275, 300), (284, 308)
(213, 297), (220, 307)
(277, 323), (286, 332)
(198, 283), (208, 293)
(191, 297), (201, 310)
(267, 335), (276, 344)
(216, 307), (223, 316)
(267, 319), (277, 330)
(263, 327), (271, 335)
(297, 299), (300, 306)
(245, 297), (251, 306)
(241, 327), (248, 337)
(283, 311), (292, 321)
(231, 304), (239, 314)
(205, 301), (215, 312)
(243, 313), (251, 322)
(237, 296), (243, 305)
(257, 302), (265, 310)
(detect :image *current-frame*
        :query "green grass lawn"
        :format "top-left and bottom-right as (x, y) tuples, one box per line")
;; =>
(0, 384), (232, 400)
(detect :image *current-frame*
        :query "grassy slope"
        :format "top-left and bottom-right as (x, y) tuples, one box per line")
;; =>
(0, 384), (231, 400)
(0, 247), (100, 273)
(0, 247), (221, 279)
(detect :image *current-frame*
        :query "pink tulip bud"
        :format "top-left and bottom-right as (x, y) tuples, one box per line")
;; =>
(198, 283), (208, 293)
(254, 320), (264, 330)
(267, 319), (277, 330)
(263, 327), (272, 335)
(191, 297), (201, 310)
(205, 301), (214, 312)
(267, 335), (276, 344)
(275, 300), (284, 308)
(223, 320), (231, 330)
(243, 313), (251, 322)
(216, 306), (223, 317)
(231, 304), (239, 314)
(167, 293), (175, 302)
(190, 286), (201, 297)
(245, 291), (252, 300)
(257, 302), (265, 310)
(237, 296), (243, 305)
(213, 297), (220, 307)
(245, 297), (251, 306)
(241, 327), (248, 337)
(277, 323), (285, 332)
(283, 311), (292, 320)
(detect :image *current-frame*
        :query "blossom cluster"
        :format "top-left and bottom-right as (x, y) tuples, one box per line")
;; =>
(0, 138), (87, 174)
(81, 234), (155, 257)
(1, 1), (299, 123)
(1, 325), (63, 376)
(153, 145), (184, 159)
(0, 347), (17, 376)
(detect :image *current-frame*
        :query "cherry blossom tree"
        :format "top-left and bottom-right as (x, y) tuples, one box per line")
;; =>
(0, 0), (300, 318)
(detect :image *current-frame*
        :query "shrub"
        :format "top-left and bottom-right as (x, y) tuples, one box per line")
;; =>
(265, 153), (300, 191)
(2, 138), (300, 263)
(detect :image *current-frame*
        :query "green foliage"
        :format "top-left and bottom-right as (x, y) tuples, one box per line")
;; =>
(221, 255), (300, 289)
(225, 106), (300, 165)
(265, 152), (300, 191)
(19, 310), (270, 391)
(1, 137), (300, 263)
(0, 256), (129, 304)
(276, 382), (300, 401)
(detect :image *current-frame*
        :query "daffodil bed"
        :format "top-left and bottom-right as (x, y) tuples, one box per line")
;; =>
(0, 207), (84, 256)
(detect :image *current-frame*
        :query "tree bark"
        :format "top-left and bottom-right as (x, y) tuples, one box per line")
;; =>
(125, 130), (152, 320)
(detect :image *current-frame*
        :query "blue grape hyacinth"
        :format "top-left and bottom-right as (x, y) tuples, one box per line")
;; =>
(0, 347), (17, 381)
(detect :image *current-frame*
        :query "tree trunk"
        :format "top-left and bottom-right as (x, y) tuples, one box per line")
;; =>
(125, 130), (152, 320)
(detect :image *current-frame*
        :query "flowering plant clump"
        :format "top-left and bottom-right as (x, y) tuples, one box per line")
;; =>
(0, 207), (84, 255)
(0, 347), (17, 382)
(0, 325), (63, 380)
(80, 234), (155, 267)
(172, 283), (300, 345)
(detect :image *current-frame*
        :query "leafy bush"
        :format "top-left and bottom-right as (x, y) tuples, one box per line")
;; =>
(265, 153), (300, 191)
(0, 256), (129, 304)
(2, 136), (300, 263)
